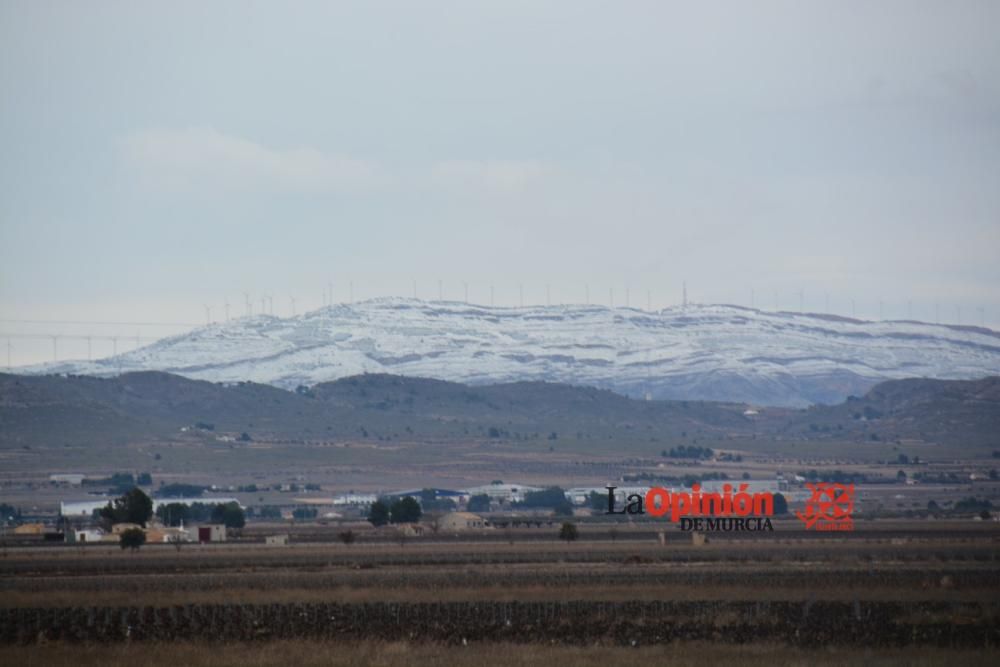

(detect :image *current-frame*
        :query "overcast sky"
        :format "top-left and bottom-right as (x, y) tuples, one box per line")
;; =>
(2, 1), (999, 364)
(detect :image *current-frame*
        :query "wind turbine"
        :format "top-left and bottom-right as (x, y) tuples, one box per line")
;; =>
(204, 304), (212, 325)
(243, 292), (251, 317)
(224, 299), (230, 322)
(290, 296), (296, 317)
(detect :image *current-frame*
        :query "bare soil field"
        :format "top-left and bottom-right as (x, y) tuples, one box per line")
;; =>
(2, 521), (998, 666)
(2, 640), (999, 667)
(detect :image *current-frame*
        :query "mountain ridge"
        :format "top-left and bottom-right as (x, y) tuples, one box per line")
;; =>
(17, 298), (1000, 407)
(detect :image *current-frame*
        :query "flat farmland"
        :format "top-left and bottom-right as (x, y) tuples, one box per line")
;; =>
(2, 520), (999, 665)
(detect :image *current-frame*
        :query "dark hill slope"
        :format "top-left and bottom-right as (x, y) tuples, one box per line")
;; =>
(1, 372), (997, 452)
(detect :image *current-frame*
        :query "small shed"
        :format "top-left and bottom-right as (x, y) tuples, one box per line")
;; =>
(67, 528), (105, 543)
(197, 524), (227, 543)
(265, 534), (289, 546)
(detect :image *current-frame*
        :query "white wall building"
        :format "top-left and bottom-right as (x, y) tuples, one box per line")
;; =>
(463, 482), (543, 504)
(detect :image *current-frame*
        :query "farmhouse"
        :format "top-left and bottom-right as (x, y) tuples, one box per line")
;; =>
(438, 512), (490, 532)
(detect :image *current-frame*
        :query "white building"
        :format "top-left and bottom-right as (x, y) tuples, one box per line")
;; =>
(332, 493), (378, 506)
(50, 474), (85, 485)
(463, 482), (543, 504)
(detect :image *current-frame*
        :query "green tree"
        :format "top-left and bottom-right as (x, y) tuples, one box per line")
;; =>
(467, 494), (491, 512)
(155, 502), (191, 527)
(772, 493), (789, 515)
(559, 522), (578, 542)
(552, 499), (574, 516)
(389, 496), (422, 524)
(367, 500), (390, 527)
(588, 491), (606, 511)
(119, 527), (146, 551)
(212, 502), (246, 529)
(520, 487), (568, 509)
(100, 487), (153, 527)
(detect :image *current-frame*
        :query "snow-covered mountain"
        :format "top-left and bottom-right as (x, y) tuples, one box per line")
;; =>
(19, 298), (1000, 406)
